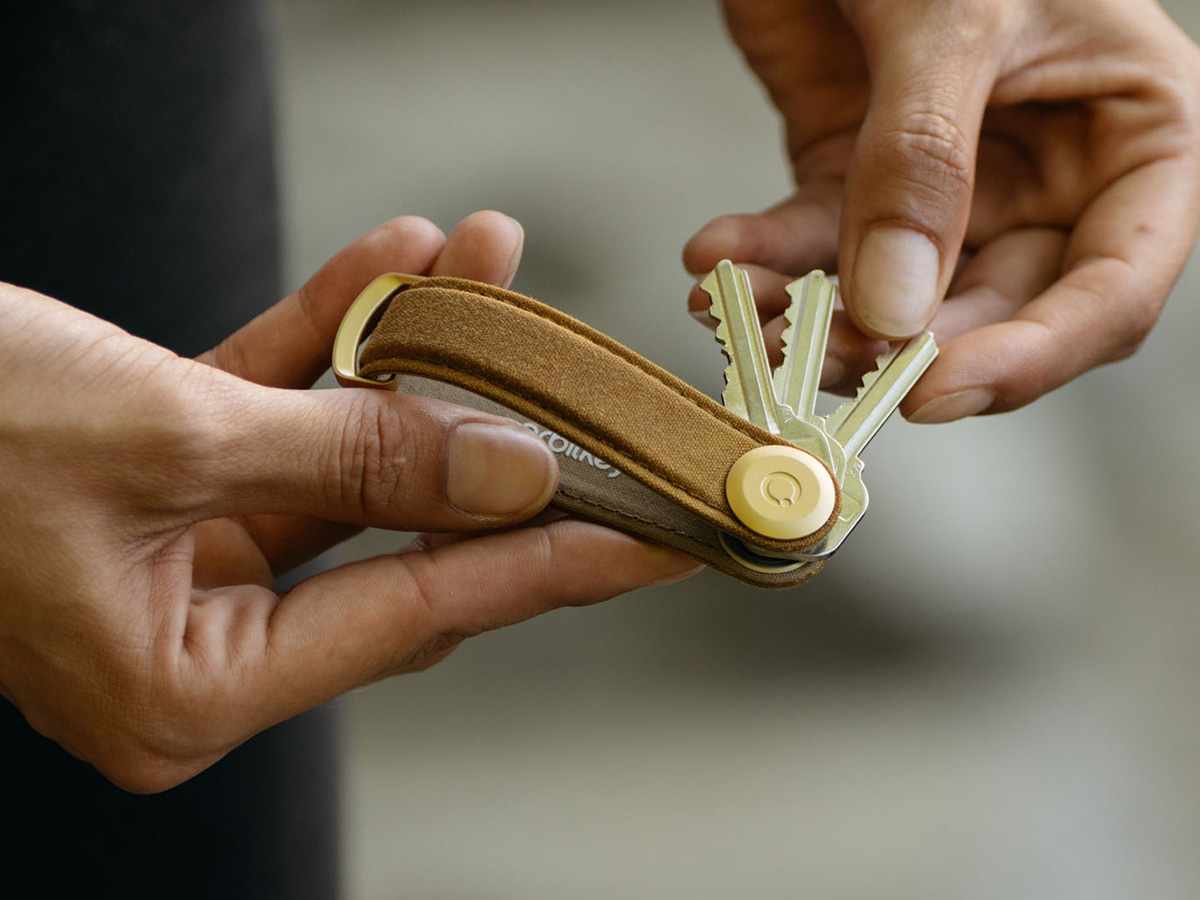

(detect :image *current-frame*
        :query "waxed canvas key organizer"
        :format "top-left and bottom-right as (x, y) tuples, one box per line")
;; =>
(334, 274), (843, 588)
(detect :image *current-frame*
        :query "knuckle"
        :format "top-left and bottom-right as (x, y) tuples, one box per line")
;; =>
(1071, 260), (1164, 365)
(880, 108), (975, 200)
(205, 334), (255, 382)
(1110, 301), (1161, 362)
(403, 554), (480, 646)
(1129, 288), (1164, 337)
(944, 0), (1011, 46)
(362, 554), (475, 679)
(979, 323), (1056, 416)
(332, 394), (415, 518)
(403, 630), (469, 673)
(1154, 74), (1200, 157)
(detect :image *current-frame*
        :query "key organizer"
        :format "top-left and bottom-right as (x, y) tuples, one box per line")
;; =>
(333, 271), (930, 588)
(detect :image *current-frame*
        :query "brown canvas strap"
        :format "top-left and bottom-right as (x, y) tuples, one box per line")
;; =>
(354, 276), (836, 588)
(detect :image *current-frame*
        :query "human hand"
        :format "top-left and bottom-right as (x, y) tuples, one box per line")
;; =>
(0, 211), (698, 792)
(685, 0), (1200, 421)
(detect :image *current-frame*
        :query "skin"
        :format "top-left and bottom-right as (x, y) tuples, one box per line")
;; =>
(0, 211), (699, 793)
(686, 0), (1200, 423)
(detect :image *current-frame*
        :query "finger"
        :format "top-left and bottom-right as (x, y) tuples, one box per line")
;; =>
(203, 387), (560, 532)
(687, 264), (796, 326)
(905, 156), (1200, 421)
(966, 111), (1070, 246)
(198, 212), (525, 390)
(408, 508), (571, 552)
(682, 182), (842, 277)
(198, 469), (562, 581)
(198, 216), (446, 388)
(428, 210), (524, 287)
(169, 522), (697, 785)
(247, 521), (702, 717)
(246, 507), (571, 576)
(931, 227), (1068, 343)
(838, 4), (1013, 339)
(752, 229), (1064, 398)
(204, 514), (363, 583)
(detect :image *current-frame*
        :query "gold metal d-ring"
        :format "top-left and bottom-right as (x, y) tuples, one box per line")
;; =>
(332, 273), (429, 389)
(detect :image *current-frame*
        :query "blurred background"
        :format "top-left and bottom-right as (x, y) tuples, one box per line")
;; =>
(267, 1), (1200, 897)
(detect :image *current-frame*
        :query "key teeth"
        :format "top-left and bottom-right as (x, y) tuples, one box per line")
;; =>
(704, 276), (732, 364)
(778, 319), (796, 359)
(825, 333), (938, 454)
(826, 345), (900, 433)
(777, 275), (808, 356)
(706, 269), (753, 409)
(712, 318), (739, 390)
(779, 269), (828, 341)
(858, 346), (901, 394)
(774, 270), (835, 417)
(776, 302), (801, 370)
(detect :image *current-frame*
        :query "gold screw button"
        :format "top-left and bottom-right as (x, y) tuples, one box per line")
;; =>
(725, 446), (837, 541)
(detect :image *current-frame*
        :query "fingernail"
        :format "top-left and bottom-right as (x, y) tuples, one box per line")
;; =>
(908, 388), (994, 424)
(690, 307), (714, 326)
(853, 227), (941, 338)
(647, 554), (706, 587)
(820, 354), (847, 389)
(447, 422), (557, 518)
(501, 218), (525, 286)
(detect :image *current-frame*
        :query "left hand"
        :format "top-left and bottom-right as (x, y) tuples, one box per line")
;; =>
(0, 211), (698, 793)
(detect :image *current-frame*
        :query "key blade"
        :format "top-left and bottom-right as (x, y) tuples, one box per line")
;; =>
(701, 260), (781, 433)
(771, 270), (836, 469)
(773, 271), (835, 421)
(824, 343), (901, 440)
(826, 333), (938, 465)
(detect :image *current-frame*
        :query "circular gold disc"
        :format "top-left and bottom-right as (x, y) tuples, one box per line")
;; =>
(725, 446), (837, 541)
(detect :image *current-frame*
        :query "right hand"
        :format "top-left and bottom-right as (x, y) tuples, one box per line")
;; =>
(0, 211), (699, 793)
(686, 0), (1200, 422)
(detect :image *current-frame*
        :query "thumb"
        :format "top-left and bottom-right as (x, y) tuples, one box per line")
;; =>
(213, 520), (701, 747)
(204, 382), (560, 532)
(840, 5), (1005, 338)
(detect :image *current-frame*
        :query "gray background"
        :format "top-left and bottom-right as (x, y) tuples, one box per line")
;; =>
(268, 2), (1200, 897)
